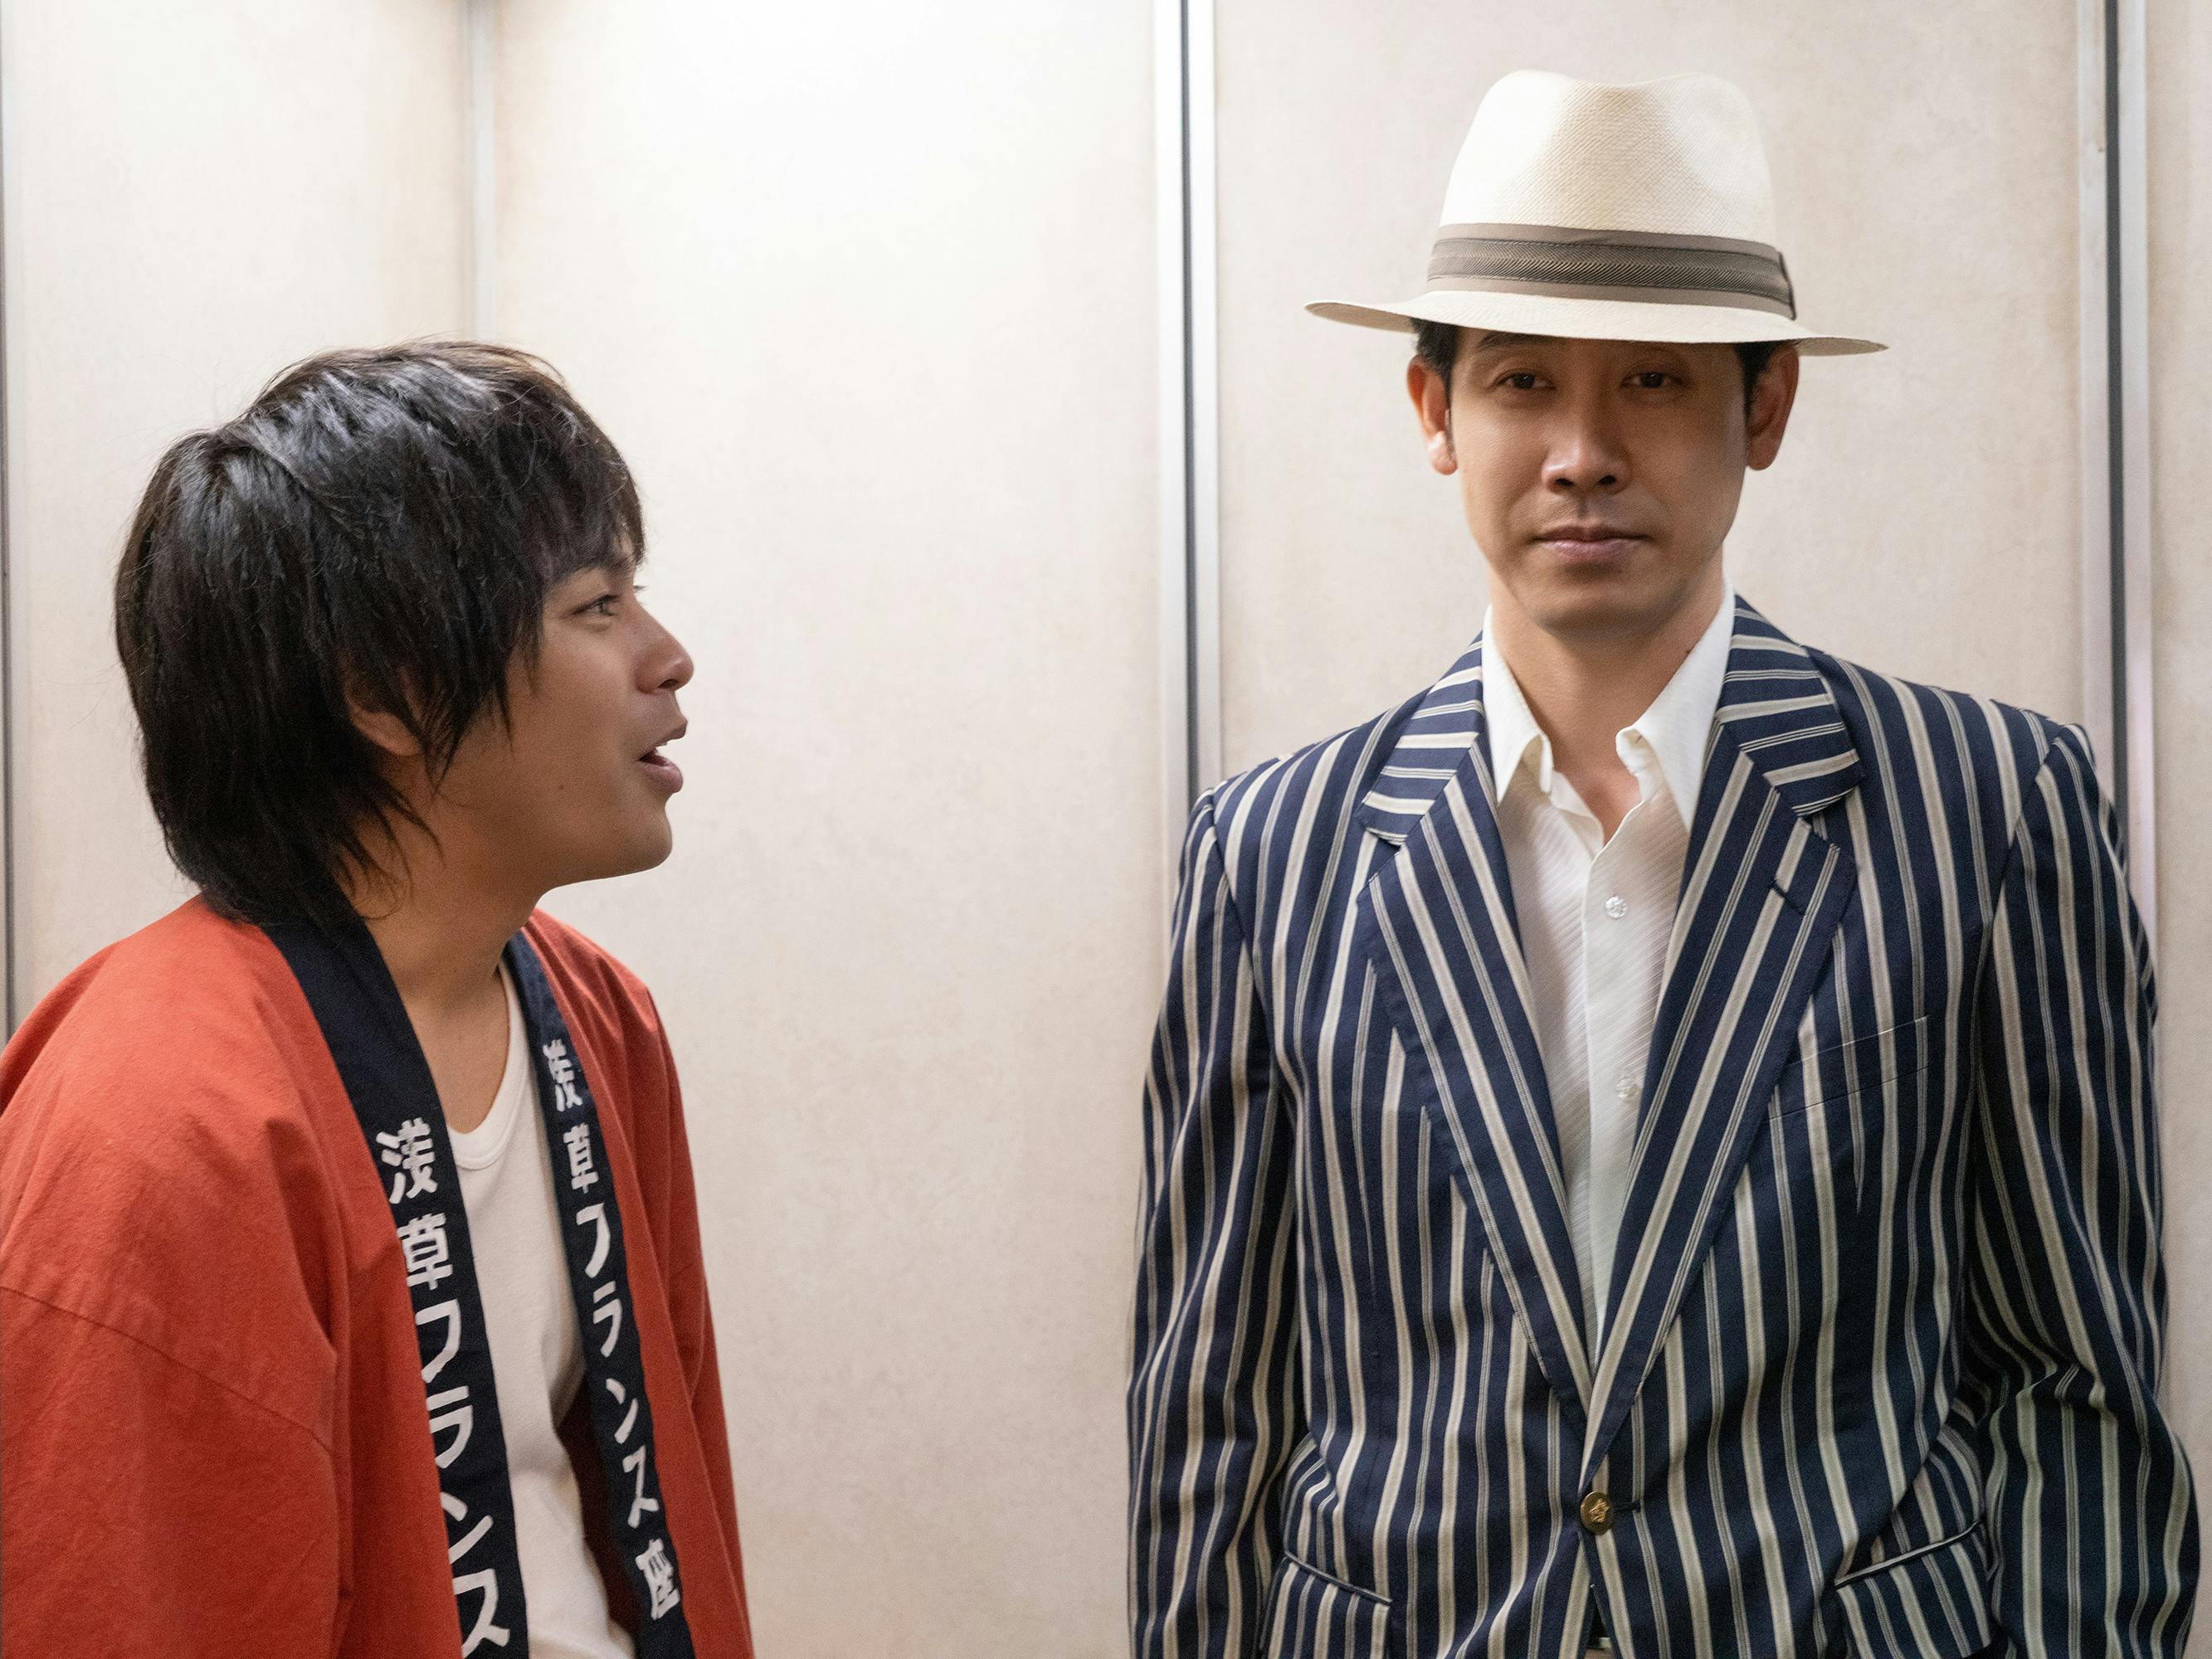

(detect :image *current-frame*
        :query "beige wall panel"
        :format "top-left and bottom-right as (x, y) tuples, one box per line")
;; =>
(1216, 2), (2083, 773)
(2147, 0), (2212, 1616)
(2, 0), (467, 1002)
(493, 5), (1159, 1652)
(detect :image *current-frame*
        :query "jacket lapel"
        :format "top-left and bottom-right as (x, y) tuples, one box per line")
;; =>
(1355, 634), (1593, 1416)
(1581, 599), (1862, 1473)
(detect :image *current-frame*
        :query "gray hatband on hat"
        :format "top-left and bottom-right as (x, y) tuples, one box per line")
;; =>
(1426, 224), (1795, 319)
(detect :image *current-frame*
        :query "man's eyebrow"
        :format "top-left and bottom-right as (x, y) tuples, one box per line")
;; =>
(1464, 331), (1545, 353)
(584, 542), (643, 577)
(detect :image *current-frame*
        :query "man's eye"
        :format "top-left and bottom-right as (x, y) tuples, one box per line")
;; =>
(1497, 372), (1542, 391)
(583, 593), (621, 618)
(1630, 371), (1678, 390)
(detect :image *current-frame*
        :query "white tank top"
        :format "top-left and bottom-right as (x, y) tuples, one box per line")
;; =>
(446, 966), (636, 1659)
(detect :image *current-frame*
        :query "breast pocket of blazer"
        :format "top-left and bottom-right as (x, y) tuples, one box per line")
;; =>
(1771, 1013), (1932, 1120)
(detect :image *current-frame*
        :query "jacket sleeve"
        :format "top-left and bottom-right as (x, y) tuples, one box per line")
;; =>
(1964, 722), (2198, 1656)
(2, 1288), (345, 1657)
(1128, 787), (1303, 1658)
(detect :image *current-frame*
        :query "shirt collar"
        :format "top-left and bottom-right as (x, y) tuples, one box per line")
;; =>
(1480, 580), (1737, 832)
(1480, 619), (1552, 799)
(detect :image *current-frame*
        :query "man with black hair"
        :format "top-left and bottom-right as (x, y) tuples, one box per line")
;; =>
(1130, 71), (2195, 1659)
(0, 343), (754, 1657)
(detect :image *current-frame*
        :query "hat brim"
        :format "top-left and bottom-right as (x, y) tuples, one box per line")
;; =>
(1307, 290), (1883, 356)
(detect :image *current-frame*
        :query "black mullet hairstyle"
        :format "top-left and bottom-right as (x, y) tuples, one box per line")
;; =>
(114, 340), (643, 934)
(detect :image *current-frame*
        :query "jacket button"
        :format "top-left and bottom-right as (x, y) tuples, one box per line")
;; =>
(1580, 1491), (1615, 1534)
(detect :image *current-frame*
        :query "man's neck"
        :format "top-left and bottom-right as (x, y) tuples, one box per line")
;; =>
(344, 829), (543, 1131)
(1488, 569), (1727, 836)
(359, 878), (535, 1023)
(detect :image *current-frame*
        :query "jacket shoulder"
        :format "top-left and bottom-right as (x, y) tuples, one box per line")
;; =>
(0, 901), (348, 1415)
(1805, 646), (2088, 821)
(525, 909), (660, 1034)
(1203, 686), (1431, 858)
(2, 899), (319, 1140)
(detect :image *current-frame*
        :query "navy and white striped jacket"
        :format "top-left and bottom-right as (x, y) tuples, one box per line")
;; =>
(1129, 599), (2197, 1658)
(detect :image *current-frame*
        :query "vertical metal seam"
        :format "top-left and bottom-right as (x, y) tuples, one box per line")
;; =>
(1155, 0), (1193, 896)
(0, 0), (10, 1579)
(2114, 0), (2157, 939)
(465, 0), (497, 339)
(1180, 0), (1198, 808)
(2104, 0), (2128, 815)
(1183, 0), (1220, 803)
(2078, 0), (2156, 937)
(1, 2), (17, 1035)
(2077, 0), (2115, 804)
(1157, 0), (1220, 892)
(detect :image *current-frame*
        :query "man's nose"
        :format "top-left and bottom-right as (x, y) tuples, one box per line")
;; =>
(641, 606), (694, 692)
(1543, 407), (1630, 493)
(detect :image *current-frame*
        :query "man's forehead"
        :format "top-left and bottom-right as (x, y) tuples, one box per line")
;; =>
(1464, 330), (1698, 353)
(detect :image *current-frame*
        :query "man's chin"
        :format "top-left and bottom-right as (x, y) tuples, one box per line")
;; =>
(1525, 584), (1671, 643)
(617, 822), (677, 877)
(548, 821), (676, 892)
(1512, 562), (1718, 643)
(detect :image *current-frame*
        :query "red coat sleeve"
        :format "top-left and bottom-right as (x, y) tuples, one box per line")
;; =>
(2, 1289), (345, 1657)
(0, 927), (357, 1657)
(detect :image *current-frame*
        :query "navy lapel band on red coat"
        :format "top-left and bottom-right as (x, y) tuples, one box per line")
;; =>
(266, 917), (697, 1657)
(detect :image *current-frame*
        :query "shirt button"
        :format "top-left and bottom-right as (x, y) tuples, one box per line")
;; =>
(1604, 894), (1628, 919)
(1580, 1490), (1615, 1534)
(1615, 1075), (1640, 1102)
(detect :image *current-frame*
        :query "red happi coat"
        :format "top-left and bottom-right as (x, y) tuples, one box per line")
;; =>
(0, 899), (754, 1657)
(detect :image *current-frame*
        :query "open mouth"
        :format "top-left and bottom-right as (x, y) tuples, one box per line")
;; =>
(636, 718), (686, 791)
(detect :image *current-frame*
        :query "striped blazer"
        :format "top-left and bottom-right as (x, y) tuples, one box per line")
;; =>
(1128, 599), (2197, 1658)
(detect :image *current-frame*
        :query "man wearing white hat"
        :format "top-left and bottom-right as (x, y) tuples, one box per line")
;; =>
(1129, 71), (2195, 1659)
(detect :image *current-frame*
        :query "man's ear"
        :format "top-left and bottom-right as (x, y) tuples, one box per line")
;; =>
(346, 683), (424, 762)
(1407, 357), (1457, 474)
(1746, 343), (1800, 471)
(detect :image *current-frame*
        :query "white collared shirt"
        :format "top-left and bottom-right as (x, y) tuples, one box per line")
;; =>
(1481, 584), (1735, 1343)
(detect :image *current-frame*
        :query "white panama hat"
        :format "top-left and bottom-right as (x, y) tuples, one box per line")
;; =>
(1309, 70), (1883, 356)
